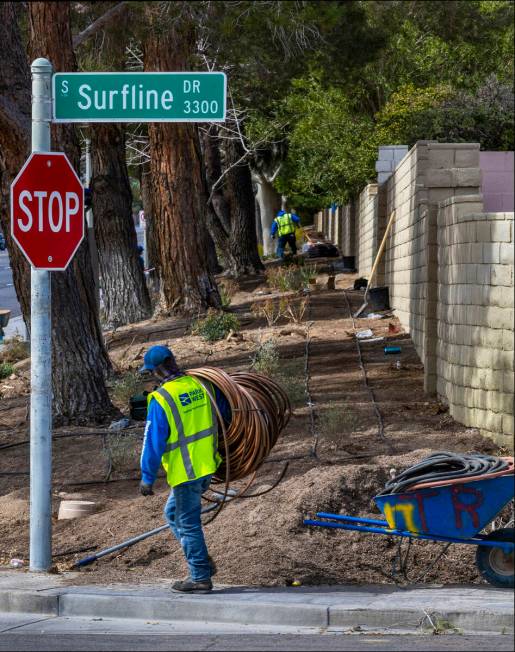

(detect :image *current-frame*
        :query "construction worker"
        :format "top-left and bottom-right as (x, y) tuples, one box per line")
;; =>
(271, 208), (301, 259)
(139, 345), (227, 593)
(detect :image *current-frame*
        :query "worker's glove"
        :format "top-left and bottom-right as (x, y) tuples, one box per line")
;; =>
(139, 481), (154, 496)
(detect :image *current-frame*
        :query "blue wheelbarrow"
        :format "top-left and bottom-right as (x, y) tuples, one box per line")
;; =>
(304, 473), (514, 587)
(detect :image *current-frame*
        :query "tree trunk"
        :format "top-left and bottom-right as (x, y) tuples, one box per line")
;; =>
(144, 20), (220, 314)
(29, 1), (114, 422)
(91, 125), (151, 329)
(200, 126), (235, 273)
(254, 173), (282, 256)
(225, 138), (263, 274)
(0, 2), (31, 329)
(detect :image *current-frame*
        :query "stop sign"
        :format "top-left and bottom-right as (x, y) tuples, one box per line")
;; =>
(11, 152), (84, 270)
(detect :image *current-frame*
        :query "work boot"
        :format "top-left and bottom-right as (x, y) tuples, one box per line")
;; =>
(171, 577), (213, 593)
(208, 555), (218, 577)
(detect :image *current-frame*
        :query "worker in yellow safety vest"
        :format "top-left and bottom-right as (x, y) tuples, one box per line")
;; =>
(139, 345), (229, 593)
(271, 208), (301, 259)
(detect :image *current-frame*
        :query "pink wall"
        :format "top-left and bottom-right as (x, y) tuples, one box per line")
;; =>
(480, 151), (514, 212)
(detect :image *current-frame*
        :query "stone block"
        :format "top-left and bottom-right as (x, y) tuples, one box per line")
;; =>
(503, 371), (515, 393)
(454, 167), (481, 187)
(491, 221), (512, 243)
(483, 242), (501, 264)
(502, 414), (514, 436)
(502, 329), (514, 351)
(426, 169), (453, 187)
(455, 149), (480, 167)
(375, 160), (394, 173)
(429, 149), (455, 169)
(500, 243), (514, 265)
(475, 222), (491, 243)
(490, 265), (513, 287)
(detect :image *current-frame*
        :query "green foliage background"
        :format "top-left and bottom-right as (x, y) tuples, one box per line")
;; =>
(236, 0), (514, 212)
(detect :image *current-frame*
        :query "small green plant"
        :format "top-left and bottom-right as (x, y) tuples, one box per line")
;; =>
(250, 338), (280, 376)
(0, 362), (14, 380)
(299, 264), (317, 286)
(192, 310), (240, 342)
(319, 406), (358, 437)
(111, 371), (143, 407)
(219, 278), (239, 308)
(266, 266), (304, 293)
(0, 336), (29, 364)
(274, 359), (305, 406)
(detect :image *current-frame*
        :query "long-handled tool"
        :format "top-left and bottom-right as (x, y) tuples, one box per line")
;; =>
(74, 502), (222, 568)
(354, 210), (396, 318)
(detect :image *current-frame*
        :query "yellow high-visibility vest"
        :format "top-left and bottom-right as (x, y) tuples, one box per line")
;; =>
(274, 213), (296, 236)
(148, 376), (221, 487)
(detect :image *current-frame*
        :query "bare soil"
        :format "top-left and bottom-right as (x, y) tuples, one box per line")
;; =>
(0, 269), (502, 587)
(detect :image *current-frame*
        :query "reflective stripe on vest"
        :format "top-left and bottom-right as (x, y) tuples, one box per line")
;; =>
(149, 376), (221, 487)
(275, 213), (295, 236)
(155, 384), (217, 481)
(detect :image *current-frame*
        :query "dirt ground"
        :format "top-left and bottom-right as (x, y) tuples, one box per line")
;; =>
(0, 267), (504, 587)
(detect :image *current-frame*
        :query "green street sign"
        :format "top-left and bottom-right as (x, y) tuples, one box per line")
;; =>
(52, 72), (226, 123)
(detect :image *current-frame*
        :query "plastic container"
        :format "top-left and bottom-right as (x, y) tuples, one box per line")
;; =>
(368, 286), (390, 311)
(58, 500), (96, 520)
(342, 256), (355, 272)
(384, 346), (401, 354)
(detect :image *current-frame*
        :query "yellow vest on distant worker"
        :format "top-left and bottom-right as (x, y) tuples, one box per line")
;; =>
(274, 213), (296, 236)
(148, 376), (221, 487)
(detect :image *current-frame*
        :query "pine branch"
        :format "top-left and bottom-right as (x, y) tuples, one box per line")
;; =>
(73, 2), (129, 49)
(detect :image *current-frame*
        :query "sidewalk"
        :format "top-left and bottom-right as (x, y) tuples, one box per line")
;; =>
(0, 571), (512, 635)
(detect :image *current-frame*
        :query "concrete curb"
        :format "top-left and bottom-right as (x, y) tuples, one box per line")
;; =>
(0, 588), (512, 634)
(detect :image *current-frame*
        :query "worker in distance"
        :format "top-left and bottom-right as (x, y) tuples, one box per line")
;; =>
(139, 345), (229, 593)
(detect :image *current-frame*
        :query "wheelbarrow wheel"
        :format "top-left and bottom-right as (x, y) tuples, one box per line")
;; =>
(476, 528), (514, 588)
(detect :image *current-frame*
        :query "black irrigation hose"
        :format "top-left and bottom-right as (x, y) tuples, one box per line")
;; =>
(341, 288), (391, 449)
(0, 429), (144, 452)
(378, 451), (510, 496)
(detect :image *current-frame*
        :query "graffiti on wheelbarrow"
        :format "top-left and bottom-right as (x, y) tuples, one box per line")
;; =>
(374, 475), (513, 540)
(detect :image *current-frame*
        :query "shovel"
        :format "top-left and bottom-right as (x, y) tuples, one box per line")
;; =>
(354, 210), (396, 318)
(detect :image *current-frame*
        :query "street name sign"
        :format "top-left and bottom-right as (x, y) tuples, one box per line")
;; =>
(53, 72), (226, 123)
(11, 152), (84, 270)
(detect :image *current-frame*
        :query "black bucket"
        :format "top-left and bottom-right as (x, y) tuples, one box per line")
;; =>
(368, 286), (390, 311)
(342, 255), (356, 272)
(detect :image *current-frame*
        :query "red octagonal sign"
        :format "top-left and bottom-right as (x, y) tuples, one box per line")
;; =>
(11, 152), (84, 270)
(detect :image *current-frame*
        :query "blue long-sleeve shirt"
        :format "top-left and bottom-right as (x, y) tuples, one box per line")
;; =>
(140, 384), (230, 486)
(270, 210), (300, 236)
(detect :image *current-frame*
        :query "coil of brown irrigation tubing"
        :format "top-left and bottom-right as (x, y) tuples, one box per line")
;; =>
(186, 368), (291, 522)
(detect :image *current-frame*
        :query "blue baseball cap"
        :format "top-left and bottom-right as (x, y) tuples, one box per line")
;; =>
(139, 345), (175, 373)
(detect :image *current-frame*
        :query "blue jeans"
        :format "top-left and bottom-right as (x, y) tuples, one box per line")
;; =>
(164, 474), (212, 582)
(277, 233), (297, 258)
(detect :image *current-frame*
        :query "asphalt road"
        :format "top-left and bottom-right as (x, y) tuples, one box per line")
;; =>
(0, 249), (19, 318)
(0, 225), (145, 324)
(0, 632), (510, 651)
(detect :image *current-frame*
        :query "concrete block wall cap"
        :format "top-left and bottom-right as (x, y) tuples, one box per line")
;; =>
(438, 194), (483, 208)
(427, 142), (480, 150)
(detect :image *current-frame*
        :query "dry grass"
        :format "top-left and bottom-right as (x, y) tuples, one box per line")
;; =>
(0, 336), (29, 364)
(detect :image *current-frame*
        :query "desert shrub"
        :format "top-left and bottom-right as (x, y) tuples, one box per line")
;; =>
(265, 266), (304, 293)
(284, 297), (309, 324)
(105, 432), (141, 470)
(0, 336), (29, 364)
(111, 371), (143, 406)
(219, 278), (239, 308)
(250, 338), (280, 376)
(192, 310), (240, 342)
(274, 358), (305, 406)
(251, 297), (287, 326)
(319, 406), (359, 436)
(0, 362), (14, 380)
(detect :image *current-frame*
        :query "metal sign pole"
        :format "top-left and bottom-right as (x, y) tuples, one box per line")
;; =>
(84, 137), (100, 310)
(29, 57), (53, 572)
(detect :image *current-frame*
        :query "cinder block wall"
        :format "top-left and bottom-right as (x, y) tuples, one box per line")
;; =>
(436, 195), (514, 445)
(341, 203), (356, 257)
(356, 184), (383, 277)
(480, 151), (514, 212)
(381, 142), (482, 381)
